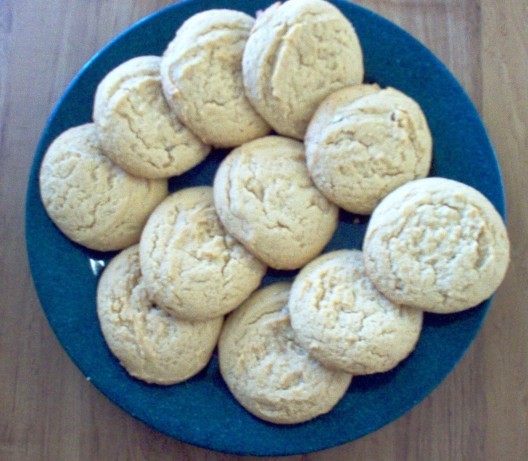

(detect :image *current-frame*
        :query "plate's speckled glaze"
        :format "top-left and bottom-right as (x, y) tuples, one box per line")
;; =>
(26, 0), (505, 456)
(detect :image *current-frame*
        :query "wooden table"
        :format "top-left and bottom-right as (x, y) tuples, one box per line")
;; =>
(1, 1), (526, 459)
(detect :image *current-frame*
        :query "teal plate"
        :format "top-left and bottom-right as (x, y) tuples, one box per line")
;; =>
(26, 0), (505, 456)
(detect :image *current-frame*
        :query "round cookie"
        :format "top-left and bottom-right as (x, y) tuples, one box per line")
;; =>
(242, 0), (364, 139)
(219, 282), (352, 424)
(288, 250), (423, 374)
(213, 136), (339, 270)
(39, 124), (168, 251)
(363, 177), (510, 313)
(305, 85), (432, 214)
(97, 245), (223, 385)
(93, 56), (210, 179)
(139, 186), (266, 321)
(161, 10), (270, 147)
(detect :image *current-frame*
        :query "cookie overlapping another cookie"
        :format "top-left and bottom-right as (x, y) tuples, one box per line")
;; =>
(38, 0), (510, 426)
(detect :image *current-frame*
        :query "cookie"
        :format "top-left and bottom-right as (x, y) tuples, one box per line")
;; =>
(39, 124), (168, 251)
(139, 186), (266, 321)
(305, 85), (432, 214)
(288, 250), (423, 374)
(161, 10), (270, 147)
(242, 0), (364, 139)
(97, 245), (223, 385)
(93, 56), (210, 179)
(213, 136), (339, 270)
(363, 178), (510, 313)
(219, 282), (352, 424)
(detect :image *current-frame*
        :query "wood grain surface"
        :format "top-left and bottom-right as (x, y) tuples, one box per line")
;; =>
(1, 1), (527, 459)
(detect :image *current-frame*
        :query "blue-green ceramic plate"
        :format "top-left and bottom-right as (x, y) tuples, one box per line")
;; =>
(26, 0), (505, 456)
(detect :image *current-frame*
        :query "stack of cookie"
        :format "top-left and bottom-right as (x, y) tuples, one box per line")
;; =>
(39, 0), (510, 425)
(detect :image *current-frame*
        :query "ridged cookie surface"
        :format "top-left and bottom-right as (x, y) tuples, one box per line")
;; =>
(139, 186), (266, 320)
(97, 245), (223, 384)
(161, 10), (270, 147)
(289, 250), (423, 374)
(93, 56), (210, 178)
(243, 0), (364, 139)
(363, 178), (510, 313)
(213, 136), (338, 270)
(305, 84), (432, 214)
(219, 282), (352, 424)
(39, 124), (168, 251)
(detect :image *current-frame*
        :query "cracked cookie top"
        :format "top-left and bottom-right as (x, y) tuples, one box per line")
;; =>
(139, 186), (266, 320)
(305, 84), (432, 214)
(97, 245), (223, 384)
(363, 178), (510, 313)
(93, 56), (210, 179)
(161, 10), (271, 147)
(213, 136), (339, 270)
(39, 123), (168, 251)
(288, 250), (423, 374)
(242, 0), (364, 139)
(218, 282), (352, 424)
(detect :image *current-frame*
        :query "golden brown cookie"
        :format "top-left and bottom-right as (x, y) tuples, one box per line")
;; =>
(219, 282), (352, 424)
(39, 124), (168, 251)
(139, 186), (266, 320)
(97, 245), (223, 384)
(213, 136), (338, 270)
(289, 250), (423, 374)
(363, 178), (510, 313)
(305, 84), (432, 214)
(93, 56), (210, 179)
(161, 10), (270, 147)
(242, 0), (364, 139)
